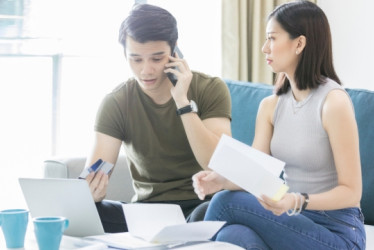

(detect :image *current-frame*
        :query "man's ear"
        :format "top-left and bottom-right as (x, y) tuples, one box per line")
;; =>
(296, 35), (306, 54)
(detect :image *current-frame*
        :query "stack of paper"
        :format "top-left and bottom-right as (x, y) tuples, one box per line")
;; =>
(209, 134), (289, 201)
(122, 204), (225, 243)
(85, 204), (225, 249)
(85, 233), (245, 249)
(85, 232), (163, 249)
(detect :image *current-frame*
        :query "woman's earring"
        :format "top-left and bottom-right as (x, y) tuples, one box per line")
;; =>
(296, 50), (299, 55)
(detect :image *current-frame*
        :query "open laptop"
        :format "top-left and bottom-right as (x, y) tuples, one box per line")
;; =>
(19, 178), (105, 237)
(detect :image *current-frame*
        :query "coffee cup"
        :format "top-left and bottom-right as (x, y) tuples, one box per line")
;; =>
(0, 209), (29, 248)
(33, 216), (69, 250)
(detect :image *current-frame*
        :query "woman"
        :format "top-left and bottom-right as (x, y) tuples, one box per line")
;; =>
(192, 1), (366, 249)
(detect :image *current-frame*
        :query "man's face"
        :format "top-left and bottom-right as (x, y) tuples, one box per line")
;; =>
(125, 36), (172, 93)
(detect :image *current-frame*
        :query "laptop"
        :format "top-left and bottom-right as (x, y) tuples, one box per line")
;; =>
(19, 178), (105, 237)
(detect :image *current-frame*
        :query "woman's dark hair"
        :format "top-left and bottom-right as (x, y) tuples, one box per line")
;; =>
(269, 0), (341, 95)
(119, 4), (178, 53)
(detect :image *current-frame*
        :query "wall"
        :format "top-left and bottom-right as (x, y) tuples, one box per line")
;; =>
(318, 0), (374, 90)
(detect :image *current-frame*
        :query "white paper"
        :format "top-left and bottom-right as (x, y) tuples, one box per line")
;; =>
(85, 233), (245, 249)
(209, 134), (289, 201)
(150, 221), (225, 243)
(60, 235), (108, 250)
(85, 232), (162, 249)
(122, 203), (225, 243)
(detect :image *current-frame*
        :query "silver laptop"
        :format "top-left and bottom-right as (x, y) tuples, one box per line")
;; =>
(19, 178), (105, 237)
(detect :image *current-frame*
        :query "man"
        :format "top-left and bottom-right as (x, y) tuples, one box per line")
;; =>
(85, 3), (231, 233)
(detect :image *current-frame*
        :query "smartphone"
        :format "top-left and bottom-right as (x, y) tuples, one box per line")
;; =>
(167, 46), (184, 86)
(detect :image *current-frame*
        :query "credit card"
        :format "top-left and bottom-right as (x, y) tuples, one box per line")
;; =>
(78, 159), (114, 179)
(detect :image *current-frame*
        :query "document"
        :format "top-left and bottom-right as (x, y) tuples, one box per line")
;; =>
(85, 232), (163, 249)
(122, 203), (225, 243)
(209, 134), (289, 201)
(85, 233), (244, 249)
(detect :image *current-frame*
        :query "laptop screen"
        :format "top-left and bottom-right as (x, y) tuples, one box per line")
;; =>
(19, 178), (105, 237)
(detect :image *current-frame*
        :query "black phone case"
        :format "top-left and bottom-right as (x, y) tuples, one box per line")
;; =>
(167, 47), (183, 86)
(167, 72), (178, 86)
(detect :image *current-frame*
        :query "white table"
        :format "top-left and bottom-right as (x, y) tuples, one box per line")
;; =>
(0, 224), (106, 250)
(1, 227), (244, 250)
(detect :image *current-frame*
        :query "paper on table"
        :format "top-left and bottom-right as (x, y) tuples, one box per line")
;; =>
(85, 233), (245, 249)
(122, 203), (225, 243)
(85, 232), (163, 249)
(60, 235), (108, 250)
(209, 134), (289, 201)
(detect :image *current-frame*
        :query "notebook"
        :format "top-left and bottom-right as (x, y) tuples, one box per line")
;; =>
(18, 178), (105, 237)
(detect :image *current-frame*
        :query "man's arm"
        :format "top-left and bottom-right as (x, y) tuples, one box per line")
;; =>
(85, 132), (122, 202)
(179, 114), (231, 170)
(165, 56), (231, 170)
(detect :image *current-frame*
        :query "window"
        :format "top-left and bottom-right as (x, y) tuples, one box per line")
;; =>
(0, 56), (52, 207)
(148, 0), (222, 77)
(0, 0), (133, 208)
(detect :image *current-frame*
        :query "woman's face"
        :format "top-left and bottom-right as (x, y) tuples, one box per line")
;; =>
(262, 18), (300, 78)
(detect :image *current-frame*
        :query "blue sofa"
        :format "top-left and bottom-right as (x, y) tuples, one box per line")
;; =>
(44, 79), (374, 248)
(226, 79), (374, 247)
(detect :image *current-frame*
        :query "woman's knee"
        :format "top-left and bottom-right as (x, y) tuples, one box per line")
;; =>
(204, 190), (232, 220)
(209, 190), (236, 207)
(216, 224), (269, 250)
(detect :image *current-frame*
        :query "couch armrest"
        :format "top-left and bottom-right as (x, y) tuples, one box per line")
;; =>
(43, 159), (69, 178)
(43, 155), (135, 203)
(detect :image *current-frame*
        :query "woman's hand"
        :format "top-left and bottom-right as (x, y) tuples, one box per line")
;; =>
(192, 170), (226, 200)
(258, 193), (297, 216)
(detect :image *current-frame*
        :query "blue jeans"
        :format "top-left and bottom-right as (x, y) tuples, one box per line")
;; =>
(205, 190), (366, 250)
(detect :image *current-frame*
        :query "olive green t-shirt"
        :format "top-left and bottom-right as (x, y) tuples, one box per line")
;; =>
(95, 71), (231, 202)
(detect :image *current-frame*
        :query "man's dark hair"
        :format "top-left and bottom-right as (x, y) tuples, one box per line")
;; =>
(269, 0), (341, 95)
(119, 4), (178, 53)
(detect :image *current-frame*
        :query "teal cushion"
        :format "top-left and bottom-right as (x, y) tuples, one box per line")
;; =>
(225, 80), (273, 146)
(346, 88), (374, 225)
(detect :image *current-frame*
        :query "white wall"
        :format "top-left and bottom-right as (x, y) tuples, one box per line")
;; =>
(318, 0), (374, 90)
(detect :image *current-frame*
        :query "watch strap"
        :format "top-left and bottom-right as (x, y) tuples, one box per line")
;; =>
(176, 100), (197, 116)
(176, 104), (193, 116)
(301, 193), (309, 211)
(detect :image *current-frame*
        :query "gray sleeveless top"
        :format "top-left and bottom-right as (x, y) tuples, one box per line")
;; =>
(270, 78), (346, 194)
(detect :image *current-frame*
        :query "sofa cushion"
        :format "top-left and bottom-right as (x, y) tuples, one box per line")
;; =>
(346, 88), (374, 226)
(225, 80), (273, 145)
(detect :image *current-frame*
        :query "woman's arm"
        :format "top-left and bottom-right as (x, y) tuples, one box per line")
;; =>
(252, 94), (278, 153)
(307, 89), (362, 210)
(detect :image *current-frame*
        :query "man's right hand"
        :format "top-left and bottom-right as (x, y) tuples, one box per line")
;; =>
(85, 132), (122, 202)
(86, 171), (109, 202)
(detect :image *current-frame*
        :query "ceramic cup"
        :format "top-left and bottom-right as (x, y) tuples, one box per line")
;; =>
(0, 209), (29, 248)
(33, 216), (69, 250)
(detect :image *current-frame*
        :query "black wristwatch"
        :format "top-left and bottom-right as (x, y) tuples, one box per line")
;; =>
(176, 100), (198, 116)
(301, 193), (309, 211)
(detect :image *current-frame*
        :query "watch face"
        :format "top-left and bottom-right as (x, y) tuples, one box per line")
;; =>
(190, 100), (198, 113)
